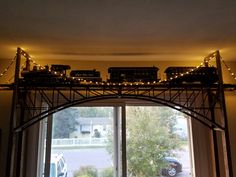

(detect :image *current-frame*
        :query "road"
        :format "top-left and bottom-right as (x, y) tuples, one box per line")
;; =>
(52, 148), (192, 177)
(52, 148), (112, 177)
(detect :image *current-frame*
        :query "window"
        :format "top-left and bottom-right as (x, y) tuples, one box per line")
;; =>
(80, 124), (91, 133)
(37, 104), (194, 177)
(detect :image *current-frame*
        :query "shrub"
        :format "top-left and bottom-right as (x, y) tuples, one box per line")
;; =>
(74, 166), (97, 177)
(100, 167), (113, 177)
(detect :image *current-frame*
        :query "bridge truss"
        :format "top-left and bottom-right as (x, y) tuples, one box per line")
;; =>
(3, 48), (236, 177)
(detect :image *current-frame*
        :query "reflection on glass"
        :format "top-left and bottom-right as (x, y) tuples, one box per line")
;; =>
(50, 164), (55, 177)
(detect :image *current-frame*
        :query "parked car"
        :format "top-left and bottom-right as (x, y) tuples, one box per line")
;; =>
(162, 157), (182, 177)
(50, 154), (68, 177)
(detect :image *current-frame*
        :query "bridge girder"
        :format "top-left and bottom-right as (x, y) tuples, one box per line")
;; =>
(14, 83), (224, 132)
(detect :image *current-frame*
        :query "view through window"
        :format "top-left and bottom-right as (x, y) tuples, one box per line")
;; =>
(126, 106), (193, 177)
(38, 106), (194, 177)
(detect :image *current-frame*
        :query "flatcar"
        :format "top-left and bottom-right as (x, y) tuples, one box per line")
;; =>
(70, 69), (102, 82)
(164, 66), (219, 84)
(108, 67), (159, 83)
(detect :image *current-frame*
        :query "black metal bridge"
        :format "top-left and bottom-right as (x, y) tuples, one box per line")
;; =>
(2, 48), (236, 177)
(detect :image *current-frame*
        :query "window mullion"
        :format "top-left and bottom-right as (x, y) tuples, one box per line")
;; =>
(121, 105), (127, 177)
(44, 115), (53, 177)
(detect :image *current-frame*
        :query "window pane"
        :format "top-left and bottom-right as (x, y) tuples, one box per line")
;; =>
(126, 106), (194, 177)
(50, 107), (115, 177)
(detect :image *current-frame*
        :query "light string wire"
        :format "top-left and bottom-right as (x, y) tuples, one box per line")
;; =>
(163, 51), (217, 83)
(7, 63), (26, 83)
(163, 62), (205, 82)
(5, 48), (236, 85)
(0, 56), (16, 78)
(20, 48), (42, 68)
(4, 48), (42, 83)
(220, 57), (236, 81)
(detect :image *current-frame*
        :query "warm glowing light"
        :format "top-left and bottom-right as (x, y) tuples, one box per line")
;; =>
(221, 57), (236, 82)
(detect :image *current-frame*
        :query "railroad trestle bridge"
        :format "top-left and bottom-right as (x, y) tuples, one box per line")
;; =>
(2, 48), (236, 177)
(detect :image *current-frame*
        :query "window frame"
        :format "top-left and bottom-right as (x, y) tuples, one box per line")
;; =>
(37, 99), (195, 177)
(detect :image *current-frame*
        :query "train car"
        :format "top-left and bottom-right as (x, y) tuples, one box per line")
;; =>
(21, 64), (71, 84)
(108, 67), (159, 83)
(70, 69), (102, 82)
(50, 64), (71, 75)
(164, 66), (219, 84)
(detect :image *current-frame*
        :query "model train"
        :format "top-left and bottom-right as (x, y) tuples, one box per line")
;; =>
(108, 67), (159, 83)
(165, 66), (219, 84)
(20, 64), (219, 85)
(21, 64), (71, 84)
(70, 69), (102, 82)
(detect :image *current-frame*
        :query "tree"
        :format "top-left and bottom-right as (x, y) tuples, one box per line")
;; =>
(77, 107), (113, 117)
(126, 106), (181, 177)
(52, 107), (113, 138)
(52, 107), (79, 138)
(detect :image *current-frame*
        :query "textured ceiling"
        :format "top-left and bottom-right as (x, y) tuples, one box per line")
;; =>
(1, 0), (236, 61)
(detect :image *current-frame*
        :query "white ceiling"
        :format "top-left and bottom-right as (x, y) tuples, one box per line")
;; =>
(1, 0), (236, 61)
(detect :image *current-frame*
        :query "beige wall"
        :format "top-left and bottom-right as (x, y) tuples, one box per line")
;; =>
(225, 93), (236, 176)
(0, 91), (13, 177)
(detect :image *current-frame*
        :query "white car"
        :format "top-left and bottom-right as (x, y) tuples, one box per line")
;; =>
(50, 154), (68, 177)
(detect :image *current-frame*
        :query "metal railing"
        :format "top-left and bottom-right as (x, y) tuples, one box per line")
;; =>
(51, 138), (108, 148)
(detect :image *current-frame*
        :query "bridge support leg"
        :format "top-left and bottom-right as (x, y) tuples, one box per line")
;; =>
(207, 90), (221, 177)
(215, 50), (234, 177)
(6, 47), (21, 177)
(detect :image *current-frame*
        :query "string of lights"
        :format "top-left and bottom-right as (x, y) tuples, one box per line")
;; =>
(7, 63), (26, 83)
(0, 56), (16, 78)
(163, 62), (205, 82)
(19, 48), (44, 69)
(220, 57), (236, 81)
(4, 48), (235, 86)
(163, 51), (218, 83)
(0, 48), (42, 83)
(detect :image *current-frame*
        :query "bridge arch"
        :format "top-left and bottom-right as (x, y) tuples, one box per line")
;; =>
(15, 91), (222, 132)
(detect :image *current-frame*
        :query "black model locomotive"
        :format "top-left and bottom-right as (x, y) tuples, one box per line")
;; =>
(21, 64), (71, 84)
(108, 67), (159, 83)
